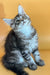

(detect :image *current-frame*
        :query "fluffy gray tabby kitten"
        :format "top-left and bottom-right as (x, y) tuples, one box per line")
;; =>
(2, 5), (45, 75)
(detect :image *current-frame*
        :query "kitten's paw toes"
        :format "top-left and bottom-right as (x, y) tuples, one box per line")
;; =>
(28, 64), (37, 70)
(36, 59), (45, 66)
(18, 71), (28, 75)
(22, 72), (28, 75)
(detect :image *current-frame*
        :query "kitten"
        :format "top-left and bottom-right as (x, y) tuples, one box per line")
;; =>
(2, 5), (45, 75)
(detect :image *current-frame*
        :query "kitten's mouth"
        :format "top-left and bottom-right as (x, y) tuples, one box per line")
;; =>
(23, 22), (25, 24)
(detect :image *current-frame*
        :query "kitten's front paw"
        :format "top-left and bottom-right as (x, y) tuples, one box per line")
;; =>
(21, 71), (28, 75)
(28, 64), (37, 70)
(36, 59), (45, 66)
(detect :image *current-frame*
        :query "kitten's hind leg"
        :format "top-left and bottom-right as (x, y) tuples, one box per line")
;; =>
(2, 54), (28, 75)
(32, 48), (45, 66)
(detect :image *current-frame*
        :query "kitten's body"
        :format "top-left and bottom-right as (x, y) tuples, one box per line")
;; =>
(2, 5), (45, 75)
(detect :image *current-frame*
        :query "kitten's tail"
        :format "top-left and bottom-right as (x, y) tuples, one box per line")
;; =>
(2, 54), (28, 75)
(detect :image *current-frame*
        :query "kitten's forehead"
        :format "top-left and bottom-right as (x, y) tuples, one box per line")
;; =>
(15, 14), (29, 20)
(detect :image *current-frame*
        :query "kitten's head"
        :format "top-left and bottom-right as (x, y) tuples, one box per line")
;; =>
(3, 5), (31, 31)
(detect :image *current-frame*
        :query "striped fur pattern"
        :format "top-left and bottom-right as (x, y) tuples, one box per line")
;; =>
(2, 5), (45, 75)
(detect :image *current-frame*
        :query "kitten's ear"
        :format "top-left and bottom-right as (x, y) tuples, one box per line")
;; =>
(3, 18), (14, 26)
(18, 5), (26, 15)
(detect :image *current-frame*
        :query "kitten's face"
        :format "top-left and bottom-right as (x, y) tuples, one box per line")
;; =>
(12, 14), (31, 29)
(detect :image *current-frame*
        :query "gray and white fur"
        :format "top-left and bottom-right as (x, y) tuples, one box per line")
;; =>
(2, 5), (45, 75)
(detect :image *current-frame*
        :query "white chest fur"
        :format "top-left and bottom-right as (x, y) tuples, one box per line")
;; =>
(23, 33), (38, 53)
(18, 24), (35, 38)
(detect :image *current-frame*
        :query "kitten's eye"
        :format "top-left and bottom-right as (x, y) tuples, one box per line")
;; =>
(15, 19), (20, 22)
(17, 20), (20, 21)
(15, 20), (20, 25)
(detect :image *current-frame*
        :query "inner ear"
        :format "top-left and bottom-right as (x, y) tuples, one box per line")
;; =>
(18, 5), (26, 15)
